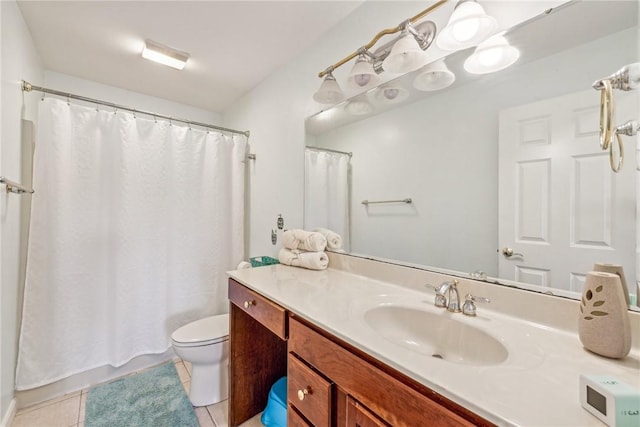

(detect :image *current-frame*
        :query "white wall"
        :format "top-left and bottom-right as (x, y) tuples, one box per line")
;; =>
(0, 0), (43, 423)
(314, 28), (636, 276)
(223, 1), (564, 260)
(43, 71), (222, 125)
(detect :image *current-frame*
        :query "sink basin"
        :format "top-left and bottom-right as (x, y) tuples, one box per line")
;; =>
(364, 306), (508, 366)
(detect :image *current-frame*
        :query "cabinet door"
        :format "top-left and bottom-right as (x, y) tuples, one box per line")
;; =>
(346, 397), (389, 427)
(288, 354), (332, 427)
(288, 406), (313, 427)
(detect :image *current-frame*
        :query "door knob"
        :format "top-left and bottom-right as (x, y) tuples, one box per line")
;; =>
(501, 247), (523, 258)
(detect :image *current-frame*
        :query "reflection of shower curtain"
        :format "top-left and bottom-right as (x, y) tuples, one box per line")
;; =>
(304, 149), (350, 251)
(16, 98), (246, 389)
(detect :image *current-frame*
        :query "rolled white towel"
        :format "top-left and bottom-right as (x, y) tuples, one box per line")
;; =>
(236, 261), (252, 269)
(282, 229), (327, 252)
(313, 227), (342, 250)
(278, 248), (329, 271)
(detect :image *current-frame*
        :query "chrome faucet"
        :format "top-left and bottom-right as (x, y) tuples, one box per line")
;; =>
(435, 280), (461, 313)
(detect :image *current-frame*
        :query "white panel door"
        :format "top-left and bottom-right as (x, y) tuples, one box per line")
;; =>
(499, 90), (637, 293)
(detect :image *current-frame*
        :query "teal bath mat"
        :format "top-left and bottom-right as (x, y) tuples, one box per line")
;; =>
(85, 362), (198, 427)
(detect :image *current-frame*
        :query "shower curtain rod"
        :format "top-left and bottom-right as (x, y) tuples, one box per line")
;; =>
(21, 80), (251, 138)
(305, 146), (352, 157)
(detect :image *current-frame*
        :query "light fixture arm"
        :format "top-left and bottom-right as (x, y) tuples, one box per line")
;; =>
(317, 0), (449, 78)
(357, 47), (376, 62)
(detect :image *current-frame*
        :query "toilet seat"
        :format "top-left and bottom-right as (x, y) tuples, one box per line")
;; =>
(171, 314), (229, 348)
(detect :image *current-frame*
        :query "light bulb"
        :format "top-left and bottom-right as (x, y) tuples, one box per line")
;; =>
(374, 86), (408, 104)
(464, 35), (519, 74)
(354, 74), (372, 87)
(478, 47), (502, 67)
(384, 88), (400, 100)
(452, 19), (480, 42)
(347, 54), (380, 90)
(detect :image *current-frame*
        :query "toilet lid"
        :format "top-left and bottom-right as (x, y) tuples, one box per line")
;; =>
(171, 314), (229, 346)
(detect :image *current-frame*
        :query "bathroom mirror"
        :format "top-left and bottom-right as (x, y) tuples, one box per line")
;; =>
(305, 0), (640, 307)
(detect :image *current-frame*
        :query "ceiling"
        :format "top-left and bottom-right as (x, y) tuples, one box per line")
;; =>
(17, 1), (364, 113)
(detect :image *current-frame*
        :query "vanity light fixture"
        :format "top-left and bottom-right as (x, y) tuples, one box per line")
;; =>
(141, 39), (190, 70)
(381, 27), (431, 74)
(347, 53), (381, 90)
(436, 0), (497, 51)
(463, 34), (520, 74)
(313, 0), (447, 104)
(313, 70), (345, 104)
(413, 59), (456, 91)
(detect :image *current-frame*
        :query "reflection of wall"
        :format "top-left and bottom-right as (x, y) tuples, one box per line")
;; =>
(315, 28), (636, 276)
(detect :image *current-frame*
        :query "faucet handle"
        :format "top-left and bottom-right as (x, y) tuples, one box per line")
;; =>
(462, 293), (490, 316)
(424, 283), (447, 308)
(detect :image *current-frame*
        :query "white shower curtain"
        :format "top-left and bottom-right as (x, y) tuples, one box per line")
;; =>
(16, 98), (246, 390)
(304, 149), (350, 251)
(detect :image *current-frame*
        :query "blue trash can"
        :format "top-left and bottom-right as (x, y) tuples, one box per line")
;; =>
(261, 376), (287, 427)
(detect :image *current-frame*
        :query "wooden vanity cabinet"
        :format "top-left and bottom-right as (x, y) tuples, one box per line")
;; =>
(228, 279), (494, 427)
(228, 279), (288, 426)
(288, 316), (492, 427)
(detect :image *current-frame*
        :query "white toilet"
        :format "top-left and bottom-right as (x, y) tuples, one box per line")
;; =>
(171, 313), (230, 407)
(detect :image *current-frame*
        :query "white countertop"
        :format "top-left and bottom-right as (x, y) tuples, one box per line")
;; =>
(228, 264), (640, 427)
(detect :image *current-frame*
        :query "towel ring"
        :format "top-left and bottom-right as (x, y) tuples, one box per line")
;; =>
(609, 132), (624, 173)
(599, 79), (615, 150)
(598, 79), (624, 173)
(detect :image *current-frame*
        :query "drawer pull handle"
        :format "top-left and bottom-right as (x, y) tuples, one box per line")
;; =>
(243, 300), (255, 309)
(297, 387), (310, 401)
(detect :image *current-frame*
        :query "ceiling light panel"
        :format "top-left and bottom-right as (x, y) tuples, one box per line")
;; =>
(142, 39), (190, 70)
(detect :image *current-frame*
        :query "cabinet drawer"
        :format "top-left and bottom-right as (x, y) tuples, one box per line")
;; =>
(287, 406), (312, 427)
(228, 279), (286, 339)
(288, 354), (332, 427)
(346, 396), (389, 427)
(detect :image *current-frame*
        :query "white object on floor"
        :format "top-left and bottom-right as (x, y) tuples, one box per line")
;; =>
(171, 314), (229, 406)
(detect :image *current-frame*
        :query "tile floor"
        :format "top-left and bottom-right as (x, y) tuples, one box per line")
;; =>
(11, 360), (264, 427)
